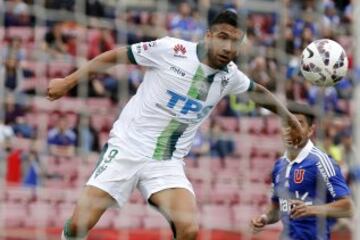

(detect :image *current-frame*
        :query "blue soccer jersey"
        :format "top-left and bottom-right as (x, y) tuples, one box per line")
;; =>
(271, 140), (350, 240)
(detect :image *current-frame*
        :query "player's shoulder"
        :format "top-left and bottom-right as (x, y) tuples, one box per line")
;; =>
(226, 62), (250, 81)
(309, 146), (338, 177)
(156, 36), (196, 49)
(272, 157), (287, 173)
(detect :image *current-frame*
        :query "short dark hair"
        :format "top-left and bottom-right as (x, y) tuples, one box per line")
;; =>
(209, 9), (240, 29)
(287, 101), (317, 126)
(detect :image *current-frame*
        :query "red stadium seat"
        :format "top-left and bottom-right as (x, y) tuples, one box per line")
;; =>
(97, 208), (118, 229)
(115, 203), (145, 228)
(86, 98), (113, 114)
(201, 204), (232, 230)
(232, 204), (258, 230)
(233, 134), (252, 156)
(22, 60), (47, 77)
(210, 182), (239, 204)
(216, 116), (239, 132)
(143, 206), (169, 228)
(36, 188), (67, 203)
(27, 202), (57, 227)
(0, 26), (4, 41)
(0, 202), (28, 227)
(223, 157), (247, 172)
(114, 216), (142, 229)
(120, 203), (146, 218)
(56, 202), (76, 227)
(197, 156), (222, 171)
(6, 27), (33, 42)
(247, 117), (266, 134)
(192, 181), (212, 203)
(11, 137), (32, 152)
(6, 186), (35, 203)
(47, 61), (75, 78)
(86, 29), (101, 42)
(34, 26), (48, 41)
(32, 96), (59, 112)
(58, 98), (86, 113)
(266, 116), (281, 135)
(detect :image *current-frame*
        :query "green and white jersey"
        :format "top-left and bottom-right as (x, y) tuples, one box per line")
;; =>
(108, 36), (254, 161)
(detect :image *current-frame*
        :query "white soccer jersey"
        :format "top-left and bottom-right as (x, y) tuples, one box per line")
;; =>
(108, 36), (254, 161)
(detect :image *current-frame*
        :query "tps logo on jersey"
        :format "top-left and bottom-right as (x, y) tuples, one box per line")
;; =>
(174, 44), (187, 58)
(294, 169), (305, 184)
(159, 90), (213, 122)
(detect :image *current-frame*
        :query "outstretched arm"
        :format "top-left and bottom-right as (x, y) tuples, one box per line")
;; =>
(47, 47), (131, 100)
(248, 83), (304, 146)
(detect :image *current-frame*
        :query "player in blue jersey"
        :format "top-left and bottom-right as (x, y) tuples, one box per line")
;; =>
(250, 102), (354, 240)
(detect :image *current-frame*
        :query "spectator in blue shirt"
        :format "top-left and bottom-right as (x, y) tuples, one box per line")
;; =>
(48, 114), (77, 156)
(250, 102), (353, 240)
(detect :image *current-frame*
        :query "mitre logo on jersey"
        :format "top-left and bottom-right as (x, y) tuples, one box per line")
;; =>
(221, 76), (229, 93)
(294, 169), (305, 184)
(174, 44), (187, 58)
(142, 41), (157, 51)
(142, 43), (148, 51)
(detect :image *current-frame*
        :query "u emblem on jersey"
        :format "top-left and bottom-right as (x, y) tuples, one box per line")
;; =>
(294, 169), (305, 184)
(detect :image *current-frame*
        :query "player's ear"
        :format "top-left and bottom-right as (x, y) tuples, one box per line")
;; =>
(308, 124), (315, 138)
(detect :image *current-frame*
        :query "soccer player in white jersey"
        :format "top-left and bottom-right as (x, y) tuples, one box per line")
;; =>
(48, 10), (305, 240)
(250, 103), (353, 240)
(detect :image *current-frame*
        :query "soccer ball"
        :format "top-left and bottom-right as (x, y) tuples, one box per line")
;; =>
(300, 39), (348, 87)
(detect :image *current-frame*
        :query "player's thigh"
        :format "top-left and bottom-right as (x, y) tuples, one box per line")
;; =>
(149, 187), (198, 226)
(139, 160), (198, 228)
(71, 185), (116, 228)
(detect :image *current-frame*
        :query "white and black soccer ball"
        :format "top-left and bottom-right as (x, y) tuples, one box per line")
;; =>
(300, 39), (348, 87)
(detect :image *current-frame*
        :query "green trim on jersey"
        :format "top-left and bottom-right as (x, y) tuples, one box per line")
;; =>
(187, 66), (215, 101)
(153, 119), (188, 160)
(188, 66), (205, 99)
(127, 46), (137, 64)
(248, 80), (255, 91)
(91, 143), (108, 176)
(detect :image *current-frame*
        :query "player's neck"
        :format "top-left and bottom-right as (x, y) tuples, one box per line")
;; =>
(197, 42), (222, 70)
(286, 140), (309, 161)
(201, 57), (218, 70)
(287, 148), (301, 161)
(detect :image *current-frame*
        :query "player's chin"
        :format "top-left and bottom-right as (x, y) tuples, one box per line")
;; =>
(215, 57), (230, 67)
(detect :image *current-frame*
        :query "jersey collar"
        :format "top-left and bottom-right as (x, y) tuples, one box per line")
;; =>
(284, 140), (314, 164)
(196, 42), (229, 73)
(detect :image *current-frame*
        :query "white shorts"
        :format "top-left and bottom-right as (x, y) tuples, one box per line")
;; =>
(86, 143), (195, 207)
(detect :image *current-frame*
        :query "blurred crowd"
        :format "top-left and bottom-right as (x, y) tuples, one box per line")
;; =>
(0, 0), (356, 195)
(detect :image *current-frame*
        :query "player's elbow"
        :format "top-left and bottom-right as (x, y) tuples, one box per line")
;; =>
(346, 199), (354, 218)
(341, 198), (354, 218)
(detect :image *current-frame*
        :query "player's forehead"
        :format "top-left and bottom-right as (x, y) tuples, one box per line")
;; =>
(210, 23), (244, 40)
(293, 113), (310, 126)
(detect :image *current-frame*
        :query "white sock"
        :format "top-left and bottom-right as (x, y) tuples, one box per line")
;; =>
(61, 231), (67, 240)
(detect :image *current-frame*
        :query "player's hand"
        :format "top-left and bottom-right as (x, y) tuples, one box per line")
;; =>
(250, 215), (267, 233)
(283, 114), (305, 148)
(290, 200), (315, 219)
(47, 78), (72, 101)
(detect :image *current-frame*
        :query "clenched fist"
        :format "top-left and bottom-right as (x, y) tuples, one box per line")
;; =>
(250, 214), (268, 233)
(47, 78), (73, 101)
